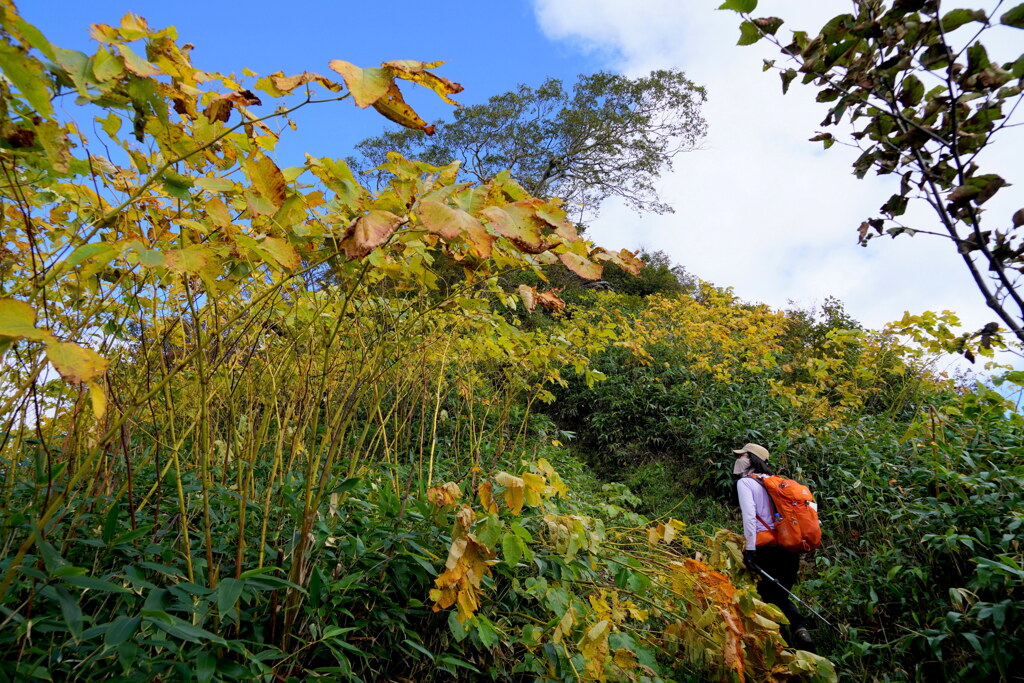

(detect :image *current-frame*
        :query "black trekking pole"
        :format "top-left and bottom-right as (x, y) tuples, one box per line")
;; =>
(750, 562), (844, 636)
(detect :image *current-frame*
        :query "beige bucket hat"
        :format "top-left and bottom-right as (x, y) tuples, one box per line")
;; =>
(732, 443), (770, 460)
(732, 443), (770, 475)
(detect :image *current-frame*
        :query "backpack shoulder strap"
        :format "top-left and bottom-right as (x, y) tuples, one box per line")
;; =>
(747, 474), (779, 518)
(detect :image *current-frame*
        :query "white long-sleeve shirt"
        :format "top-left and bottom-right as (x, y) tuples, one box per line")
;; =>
(737, 476), (775, 551)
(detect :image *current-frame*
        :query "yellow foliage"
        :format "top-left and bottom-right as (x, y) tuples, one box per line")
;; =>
(426, 481), (461, 508)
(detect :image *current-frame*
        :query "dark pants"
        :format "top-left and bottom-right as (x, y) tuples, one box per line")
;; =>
(754, 545), (806, 631)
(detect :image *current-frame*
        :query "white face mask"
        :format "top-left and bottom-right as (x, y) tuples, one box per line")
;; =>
(733, 455), (753, 476)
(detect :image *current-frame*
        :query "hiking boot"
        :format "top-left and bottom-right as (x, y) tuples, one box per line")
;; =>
(792, 627), (814, 649)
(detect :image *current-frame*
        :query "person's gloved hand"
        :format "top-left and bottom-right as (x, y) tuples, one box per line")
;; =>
(743, 550), (758, 572)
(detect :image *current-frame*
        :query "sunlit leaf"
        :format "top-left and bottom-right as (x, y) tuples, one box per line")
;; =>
(371, 81), (435, 135)
(88, 381), (107, 420)
(0, 298), (50, 342)
(246, 156), (287, 207)
(0, 42), (54, 117)
(341, 210), (402, 259)
(517, 285), (537, 312)
(558, 252), (603, 281)
(116, 43), (160, 76)
(328, 60), (391, 108)
(165, 245), (212, 273)
(383, 60), (464, 106)
(259, 237), (300, 270)
(417, 200), (493, 257)
(46, 341), (108, 383)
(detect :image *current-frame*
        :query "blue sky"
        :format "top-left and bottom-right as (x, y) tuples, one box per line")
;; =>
(24, 0), (607, 166)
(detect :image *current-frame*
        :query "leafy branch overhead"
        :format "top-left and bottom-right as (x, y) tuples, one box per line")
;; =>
(0, 7), (641, 390)
(351, 71), (709, 219)
(722, 0), (1024, 345)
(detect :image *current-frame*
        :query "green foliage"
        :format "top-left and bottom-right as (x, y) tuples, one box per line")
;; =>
(352, 71), (708, 217)
(547, 287), (1024, 681)
(601, 250), (696, 298)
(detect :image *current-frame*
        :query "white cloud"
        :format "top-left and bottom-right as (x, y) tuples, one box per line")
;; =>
(532, 0), (1023, 344)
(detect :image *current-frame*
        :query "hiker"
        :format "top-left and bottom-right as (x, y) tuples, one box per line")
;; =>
(732, 443), (814, 649)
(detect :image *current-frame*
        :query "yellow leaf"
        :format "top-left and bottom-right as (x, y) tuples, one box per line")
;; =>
(0, 298), (50, 342)
(613, 649), (638, 670)
(558, 251), (603, 281)
(46, 341), (108, 383)
(480, 203), (546, 253)
(267, 71), (342, 95)
(456, 505), (475, 530)
(259, 237), (300, 270)
(165, 245), (212, 274)
(522, 472), (545, 491)
(341, 210), (402, 260)
(88, 381), (106, 420)
(478, 481), (498, 514)
(246, 156), (287, 208)
(328, 60), (391, 108)
(536, 290), (566, 312)
(416, 200), (493, 257)
(583, 619), (609, 644)
(427, 482), (461, 508)
(116, 44), (160, 77)
(371, 81), (435, 135)
(206, 197), (232, 227)
(383, 60), (464, 106)
(517, 284), (537, 312)
(504, 485), (524, 516)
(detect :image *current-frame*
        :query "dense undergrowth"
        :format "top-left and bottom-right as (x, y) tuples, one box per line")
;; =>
(549, 290), (1024, 682)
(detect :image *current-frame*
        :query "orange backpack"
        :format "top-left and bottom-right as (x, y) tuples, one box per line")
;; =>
(749, 474), (822, 553)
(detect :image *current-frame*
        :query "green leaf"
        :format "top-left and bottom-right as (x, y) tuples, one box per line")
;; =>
(62, 574), (129, 593)
(780, 69), (798, 94)
(753, 16), (784, 36)
(403, 638), (434, 660)
(116, 44), (160, 77)
(501, 532), (523, 566)
(718, 0), (758, 12)
(64, 242), (119, 270)
(196, 650), (217, 683)
(0, 42), (53, 118)
(447, 610), (468, 642)
(148, 614), (227, 644)
(91, 46), (124, 82)
(738, 20), (763, 46)
(160, 169), (194, 200)
(102, 504), (121, 545)
(215, 578), (244, 615)
(53, 586), (83, 639)
(1001, 4), (1024, 28)
(105, 616), (141, 647)
(474, 616), (499, 649)
(195, 177), (236, 193)
(331, 477), (362, 494)
(941, 9), (984, 32)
